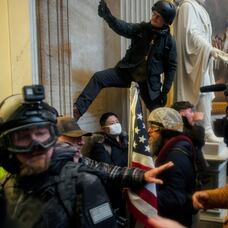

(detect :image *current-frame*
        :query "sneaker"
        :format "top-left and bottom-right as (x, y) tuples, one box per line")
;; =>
(73, 105), (81, 121)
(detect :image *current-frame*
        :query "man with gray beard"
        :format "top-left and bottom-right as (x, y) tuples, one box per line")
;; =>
(148, 107), (196, 227)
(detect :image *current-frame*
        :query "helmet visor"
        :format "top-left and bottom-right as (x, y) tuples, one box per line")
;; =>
(1, 122), (57, 153)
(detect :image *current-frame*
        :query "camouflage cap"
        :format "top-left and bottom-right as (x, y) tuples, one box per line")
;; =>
(57, 116), (91, 137)
(148, 107), (183, 132)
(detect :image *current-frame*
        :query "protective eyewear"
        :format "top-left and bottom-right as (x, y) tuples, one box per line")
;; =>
(0, 122), (57, 153)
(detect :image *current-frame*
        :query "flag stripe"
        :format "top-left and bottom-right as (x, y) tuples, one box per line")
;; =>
(127, 191), (157, 226)
(131, 151), (155, 169)
(127, 190), (157, 216)
(127, 197), (149, 227)
(131, 161), (151, 171)
(136, 186), (157, 208)
(128, 83), (157, 227)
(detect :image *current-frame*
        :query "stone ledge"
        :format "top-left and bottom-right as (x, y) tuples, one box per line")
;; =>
(200, 209), (227, 223)
(204, 140), (226, 155)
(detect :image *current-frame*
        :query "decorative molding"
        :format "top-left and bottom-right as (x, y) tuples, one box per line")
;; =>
(36, 0), (72, 115)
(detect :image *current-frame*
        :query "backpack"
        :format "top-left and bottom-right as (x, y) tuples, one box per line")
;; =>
(56, 161), (117, 227)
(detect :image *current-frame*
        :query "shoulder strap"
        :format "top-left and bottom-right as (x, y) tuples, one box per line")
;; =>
(57, 161), (81, 218)
(1, 173), (13, 188)
(156, 135), (194, 165)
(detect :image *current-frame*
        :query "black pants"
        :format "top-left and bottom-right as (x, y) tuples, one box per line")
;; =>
(74, 67), (162, 115)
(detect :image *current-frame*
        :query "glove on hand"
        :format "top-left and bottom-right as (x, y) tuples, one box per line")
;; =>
(159, 92), (167, 106)
(98, 0), (111, 18)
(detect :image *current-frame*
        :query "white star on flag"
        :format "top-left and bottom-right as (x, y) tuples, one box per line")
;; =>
(139, 135), (146, 143)
(137, 113), (143, 120)
(145, 145), (150, 152)
(135, 127), (140, 134)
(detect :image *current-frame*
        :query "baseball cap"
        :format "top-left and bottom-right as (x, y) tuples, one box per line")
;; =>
(57, 116), (91, 137)
(148, 107), (183, 132)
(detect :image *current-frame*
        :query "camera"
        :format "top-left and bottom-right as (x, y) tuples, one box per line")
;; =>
(23, 85), (45, 102)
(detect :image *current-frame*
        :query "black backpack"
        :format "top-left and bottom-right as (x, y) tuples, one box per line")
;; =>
(56, 161), (118, 227)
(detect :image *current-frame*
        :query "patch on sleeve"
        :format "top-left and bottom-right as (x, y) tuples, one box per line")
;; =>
(89, 202), (113, 224)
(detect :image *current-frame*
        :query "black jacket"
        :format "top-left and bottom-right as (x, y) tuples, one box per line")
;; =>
(155, 135), (196, 227)
(104, 14), (177, 99)
(90, 133), (128, 167)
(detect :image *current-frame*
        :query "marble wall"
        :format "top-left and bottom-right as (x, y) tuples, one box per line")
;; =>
(37, 0), (127, 131)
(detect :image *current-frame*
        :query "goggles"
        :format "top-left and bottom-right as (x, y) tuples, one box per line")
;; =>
(0, 122), (57, 153)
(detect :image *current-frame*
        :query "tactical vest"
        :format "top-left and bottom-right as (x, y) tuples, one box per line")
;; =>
(57, 161), (118, 228)
(3, 160), (118, 228)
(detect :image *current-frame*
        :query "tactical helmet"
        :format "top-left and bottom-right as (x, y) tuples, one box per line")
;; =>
(152, 0), (176, 25)
(148, 107), (183, 132)
(0, 85), (59, 173)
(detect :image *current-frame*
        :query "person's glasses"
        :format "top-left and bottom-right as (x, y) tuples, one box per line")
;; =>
(148, 124), (161, 133)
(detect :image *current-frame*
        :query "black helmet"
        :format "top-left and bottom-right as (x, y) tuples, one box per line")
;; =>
(0, 85), (59, 173)
(152, 0), (176, 25)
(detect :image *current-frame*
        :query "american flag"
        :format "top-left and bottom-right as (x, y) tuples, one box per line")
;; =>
(127, 83), (157, 227)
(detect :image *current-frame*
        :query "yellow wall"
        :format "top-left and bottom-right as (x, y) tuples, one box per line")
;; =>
(0, 0), (12, 100)
(0, 0), (32, 101)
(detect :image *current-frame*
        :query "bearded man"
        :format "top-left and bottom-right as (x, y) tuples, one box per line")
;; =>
(148, 107), (196, 227)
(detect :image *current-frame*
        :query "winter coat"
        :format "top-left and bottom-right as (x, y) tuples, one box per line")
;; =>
(90, 133), (128, 167)
(155, 135), (196, 227)
(104, 14), (177, 100)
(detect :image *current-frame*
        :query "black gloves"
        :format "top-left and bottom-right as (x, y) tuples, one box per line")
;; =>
(159, 92), (167, 106)
(98, 0), (111, 19)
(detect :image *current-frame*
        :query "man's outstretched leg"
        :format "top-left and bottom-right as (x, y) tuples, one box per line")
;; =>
(73, 68), (131, 120)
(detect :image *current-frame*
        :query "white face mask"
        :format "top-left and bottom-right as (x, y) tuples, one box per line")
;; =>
(108, 123), (122, 136)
